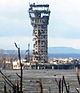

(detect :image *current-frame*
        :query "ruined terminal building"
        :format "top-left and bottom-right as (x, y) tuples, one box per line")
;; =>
(29, 3), (50, 64)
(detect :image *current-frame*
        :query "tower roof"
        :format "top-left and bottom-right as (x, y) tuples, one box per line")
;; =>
(30, 3), (49, 8)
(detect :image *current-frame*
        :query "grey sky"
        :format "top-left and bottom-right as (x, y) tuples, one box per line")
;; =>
(0, 0), (80, 49)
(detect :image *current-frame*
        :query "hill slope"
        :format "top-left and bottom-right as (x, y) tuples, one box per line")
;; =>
(48, 47), (80, 54)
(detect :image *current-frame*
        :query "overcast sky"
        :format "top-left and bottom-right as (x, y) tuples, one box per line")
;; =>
(0, 0), (80, 49)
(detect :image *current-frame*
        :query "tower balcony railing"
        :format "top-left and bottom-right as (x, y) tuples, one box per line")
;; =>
(31, 18), (49, 25)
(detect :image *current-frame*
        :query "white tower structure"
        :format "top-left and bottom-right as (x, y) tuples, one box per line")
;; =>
(29, 3), (50, 64)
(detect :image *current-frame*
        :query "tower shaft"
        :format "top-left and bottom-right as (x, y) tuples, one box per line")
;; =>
(29, 3), (50, 63)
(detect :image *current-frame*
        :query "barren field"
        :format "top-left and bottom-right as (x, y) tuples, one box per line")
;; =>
(0, 69), (79, 93)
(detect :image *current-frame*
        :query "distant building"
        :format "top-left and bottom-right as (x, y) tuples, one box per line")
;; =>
(13, 60), (20, 69)
(29, 3), (50, 64)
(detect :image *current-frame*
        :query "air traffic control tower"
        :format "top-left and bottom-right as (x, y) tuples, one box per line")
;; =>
(29, 3), (50, 64)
